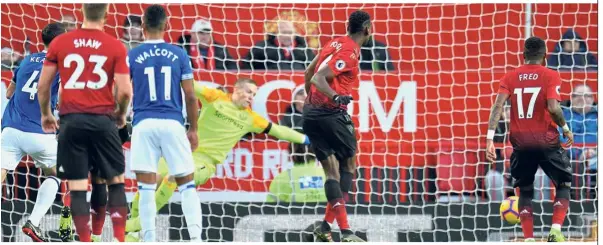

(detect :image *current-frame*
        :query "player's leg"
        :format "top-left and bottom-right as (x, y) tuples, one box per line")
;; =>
(56, 120), (93, 242)
(161, 120), (203, 241)
(130, 158), (170, 220)
(1, 127), (25, 183)
(303, 118), (338, 242)
(328, 113), (363, 242)
(510, 149), (539, 242)
(129, 119), (162, 242)
(90, 121), (128, 242)
(90, 175), (107, 241)
(540, 147), (572, 242)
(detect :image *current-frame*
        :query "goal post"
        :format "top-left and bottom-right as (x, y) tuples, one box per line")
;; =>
(0, 3), (598, 242)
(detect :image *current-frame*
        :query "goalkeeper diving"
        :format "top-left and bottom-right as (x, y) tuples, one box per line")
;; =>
(126, 78), (310, 238)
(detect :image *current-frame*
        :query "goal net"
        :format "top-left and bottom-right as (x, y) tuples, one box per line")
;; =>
(1, 3), (598, 242)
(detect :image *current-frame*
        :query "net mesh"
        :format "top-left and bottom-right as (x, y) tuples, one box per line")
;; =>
(0, 3), (598, 242)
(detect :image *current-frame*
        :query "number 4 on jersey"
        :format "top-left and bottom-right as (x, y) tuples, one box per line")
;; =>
(514, 87), (541, 119)
(21, 70), (40, 100)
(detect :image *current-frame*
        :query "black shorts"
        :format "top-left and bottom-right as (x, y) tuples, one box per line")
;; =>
(57, 114), (125, 180)
(510, 146), (572, 188)
(302, 111), (357, 162)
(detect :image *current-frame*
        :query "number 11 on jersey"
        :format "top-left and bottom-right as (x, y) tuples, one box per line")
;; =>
(144, 66), (172, 101)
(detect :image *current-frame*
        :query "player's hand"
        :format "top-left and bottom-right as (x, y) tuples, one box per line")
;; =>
(187, 130), (199, 151)
(485, 139), (496, 163)
(332, 94), (353, 105)
(562, 130), (574, 148)
(41, 114), (59, 133)
(113, 109), (127, 128)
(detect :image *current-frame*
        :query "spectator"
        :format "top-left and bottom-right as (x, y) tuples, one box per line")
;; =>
(563, 84), (598, 169)
(242, 20), (315, 71)
(121, 15), (143, 50)
(359, 36), (394, 72)
(547, 29), (598, 70)
(179, 19), (236, 70)
(266, 143), (326, 203)
(61, 14), (77, 31)
(279, 88), (305, 132)
(1, 48), (21, 71)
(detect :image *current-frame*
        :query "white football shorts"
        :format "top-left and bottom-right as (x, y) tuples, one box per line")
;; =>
(129, 118), (194, 177)
(1, 127), (57, 171)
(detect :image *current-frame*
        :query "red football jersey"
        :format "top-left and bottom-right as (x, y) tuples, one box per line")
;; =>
(44, 28), (129, 116)
(307, 36), (360, 111)
(498, 64), (562, 148)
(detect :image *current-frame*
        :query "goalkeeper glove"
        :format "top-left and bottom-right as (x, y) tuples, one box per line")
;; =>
(332, 94), (353, 105)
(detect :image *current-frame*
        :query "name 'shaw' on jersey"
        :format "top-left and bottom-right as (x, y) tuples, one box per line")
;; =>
(44, 29), (130, 116)
(307, 36), (360, 112)
(498, 64), (563, 149)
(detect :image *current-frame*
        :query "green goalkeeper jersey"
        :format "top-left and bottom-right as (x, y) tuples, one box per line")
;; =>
(193, 85), (272, 165)
(266, 163), (327, 203)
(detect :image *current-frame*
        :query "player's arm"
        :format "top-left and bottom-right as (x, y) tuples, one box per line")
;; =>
(310, 62), (338, 99)
(304, 55), (319, 93)
(38, 64), (59, 117)
(250, 111), (310, 144)
(486, 75), (511, 162)
(114, 46), (132, 117)
(6, 82), (15, 99)
(546, 72), (573, 146)
(180, 50), (199, 131)
(547, 99), (568, 132)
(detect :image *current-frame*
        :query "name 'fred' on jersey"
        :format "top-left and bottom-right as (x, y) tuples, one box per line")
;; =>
(2, 52), (60, 134)
(498, 64), (562, 149)
(128, 40), (193, 126)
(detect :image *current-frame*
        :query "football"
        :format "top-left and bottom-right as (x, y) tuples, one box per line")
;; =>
(500, 196), (521, 225)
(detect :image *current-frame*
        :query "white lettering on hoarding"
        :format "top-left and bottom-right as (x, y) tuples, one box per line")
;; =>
(197, 80), (417, 133)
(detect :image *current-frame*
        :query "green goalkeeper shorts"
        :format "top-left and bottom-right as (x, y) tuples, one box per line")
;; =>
(156, 153), (217, 186)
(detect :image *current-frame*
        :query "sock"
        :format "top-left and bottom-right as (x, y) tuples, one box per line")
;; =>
(139, 182), (157, 242)
(28, 176), (60, 227)
(90, 183), (107, 236)
(339, 171), (353, 201)
(324, 202), (335, 224)
(108, 184), (127, 242)
(70, 191), (91, 242)
(325, 179), (350, 231)
(552, 185), (570, 230)
(519, 186), (534, 239)
(178, 181), (202, 241)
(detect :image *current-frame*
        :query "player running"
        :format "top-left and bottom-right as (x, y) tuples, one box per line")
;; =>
(124, 78), (311, 240)
(486, 36), (574, 242)
(37, 4), (133, 242)
(301, 10), (371, 242)
(1, 22), (73, 242)
(128, 5), (202, 242)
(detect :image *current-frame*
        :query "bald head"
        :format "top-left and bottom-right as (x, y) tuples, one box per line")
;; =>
(571, 84), (594, 114)
(277, 21), (295, 47)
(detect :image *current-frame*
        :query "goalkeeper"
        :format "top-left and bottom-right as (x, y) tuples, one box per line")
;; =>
(126, 78), (310, 236)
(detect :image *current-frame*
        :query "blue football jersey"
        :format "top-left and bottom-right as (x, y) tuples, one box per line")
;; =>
(1, 52), (60, 134)
(128, 40), (193, 126)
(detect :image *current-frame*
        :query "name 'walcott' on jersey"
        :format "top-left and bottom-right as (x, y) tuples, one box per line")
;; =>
(44, 29), (129, 116)
(498, 64), (562, 149)
(306, 36), (360, 114)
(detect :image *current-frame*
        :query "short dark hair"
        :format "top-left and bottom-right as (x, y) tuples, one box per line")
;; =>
(524, 36), (546, 61)
(347, 10), (371, 34)
(42, 22), (66, 47)
(123, 15), (142, 28)
(83, 4), (108, 22)
(290, 143), (316, 164)
(235, 77), (257, 86)
(143, 5), (167, 32)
